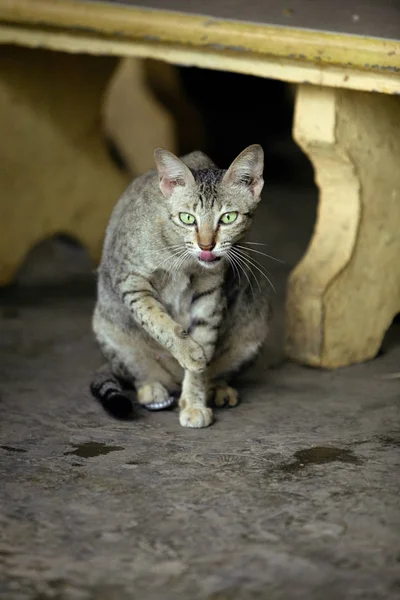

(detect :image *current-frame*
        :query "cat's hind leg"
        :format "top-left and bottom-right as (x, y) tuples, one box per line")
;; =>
(136, 381), (172, 410)
(207, 330), (265, 409)
(92, 312), (182, 413)
(132, 347), (183, 410)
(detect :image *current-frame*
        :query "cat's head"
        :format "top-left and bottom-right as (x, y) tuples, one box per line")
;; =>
(154, 144), (264, 270)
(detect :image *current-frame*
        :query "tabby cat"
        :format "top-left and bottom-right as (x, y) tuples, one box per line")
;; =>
(91, 144), (271, 428)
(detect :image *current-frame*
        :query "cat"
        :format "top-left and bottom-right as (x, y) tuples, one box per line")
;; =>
(91, 144), (271, 428)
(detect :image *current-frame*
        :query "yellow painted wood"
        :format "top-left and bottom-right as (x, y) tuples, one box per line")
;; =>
(0, 0), (399, 77)
(0, 23), (398, 95)
(103, 57), (178, 176)
(104, 57), (205, 175)
(286, 85), (400, 368)
(0, 46), (129, 285)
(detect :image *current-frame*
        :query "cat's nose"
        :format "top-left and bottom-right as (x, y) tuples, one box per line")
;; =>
(199, 242), (215, 251)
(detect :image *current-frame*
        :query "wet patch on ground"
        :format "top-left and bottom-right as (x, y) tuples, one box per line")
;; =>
(64, 442), (124, 458)
(278, 446), (361, 474)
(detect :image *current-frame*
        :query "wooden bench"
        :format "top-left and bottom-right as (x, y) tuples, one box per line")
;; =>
(0, 0), (399, 368)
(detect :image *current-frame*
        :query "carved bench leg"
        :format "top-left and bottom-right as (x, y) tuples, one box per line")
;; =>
(0, 46), (129, 286)
(103, 57), (205, 176)
(286, 84), (400, 368)
(103, 57), (178, 176)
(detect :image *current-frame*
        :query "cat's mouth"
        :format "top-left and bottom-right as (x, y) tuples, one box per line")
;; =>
(198, 250), (222, 267)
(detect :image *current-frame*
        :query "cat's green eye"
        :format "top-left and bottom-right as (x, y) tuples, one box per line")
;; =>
(179, 212), (196, 225)
(220, 211), (238, 225)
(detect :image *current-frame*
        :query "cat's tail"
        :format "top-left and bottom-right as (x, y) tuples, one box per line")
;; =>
(90, 366), (134, 420)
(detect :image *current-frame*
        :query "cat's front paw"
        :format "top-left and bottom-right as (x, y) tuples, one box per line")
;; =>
(177, 338), (207, 373)
(179, 404), (213, 428)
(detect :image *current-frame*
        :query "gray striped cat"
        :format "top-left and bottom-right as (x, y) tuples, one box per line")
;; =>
(91, 144), (271, 428)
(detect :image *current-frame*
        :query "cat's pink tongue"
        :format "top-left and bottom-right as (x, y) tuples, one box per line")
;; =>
(199, 251), (216, 262)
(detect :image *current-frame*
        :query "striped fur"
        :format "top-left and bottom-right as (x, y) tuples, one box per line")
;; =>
(90, 367), (133, 420)
(91, 145), (271, 428)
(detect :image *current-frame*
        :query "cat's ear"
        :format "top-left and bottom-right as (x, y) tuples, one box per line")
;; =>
(154, 148), (195, 199)
(222, 144), (264, 198)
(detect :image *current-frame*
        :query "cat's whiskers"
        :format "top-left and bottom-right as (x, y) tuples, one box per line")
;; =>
(231, 255), (242, 283)
(174, 249), (191, 273)
(233, 247), (275, 290)
(236, 247), (275, 280)
(172, 251), (192, 281)
(241, 241), (266, 246)
(236, 244), (284, 264)
(164, 250), (187, 278)
(153, 246), (189, 285)
(165, 249), (191, 283)
(230, 249), (261, 293)
(165, 240), (188, 248)
(161, 254), (183, 285)
(151, 246), (187, 274)
(225, 253), (241, 283)
(230, 247), (276, 293)
(227, 249), (255, 300)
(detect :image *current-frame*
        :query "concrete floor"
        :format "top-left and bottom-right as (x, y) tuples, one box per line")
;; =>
(1, 181), (399, 600)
